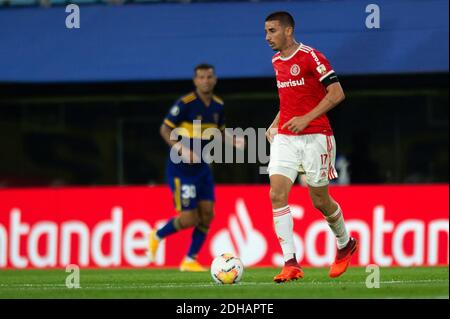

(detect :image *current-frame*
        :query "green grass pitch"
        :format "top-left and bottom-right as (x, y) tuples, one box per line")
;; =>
(0, 266), (448, 299)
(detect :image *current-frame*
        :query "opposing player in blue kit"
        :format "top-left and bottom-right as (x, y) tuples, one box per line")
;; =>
(149, 64), (244, 271)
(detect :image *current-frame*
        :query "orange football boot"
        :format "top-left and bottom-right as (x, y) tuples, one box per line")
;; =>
(329, 237), (358, 278)
(273, 265), (304, 283)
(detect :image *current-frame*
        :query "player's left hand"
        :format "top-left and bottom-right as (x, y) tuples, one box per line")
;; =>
(282, 116), (311, 134)
(233, 135), (246, 150)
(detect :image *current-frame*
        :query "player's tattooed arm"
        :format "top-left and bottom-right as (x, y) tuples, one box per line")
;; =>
(282, 83), (345, 134)
(324, 81), (346, 105)
(308, 82), (345, 120)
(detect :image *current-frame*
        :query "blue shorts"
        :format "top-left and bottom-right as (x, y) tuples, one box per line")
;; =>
(166, 165), (215, 212)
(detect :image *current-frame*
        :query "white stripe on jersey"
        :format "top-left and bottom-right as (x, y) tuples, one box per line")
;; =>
(272, 56), (281, 63)
(300, 44), (312, 51)
(279, 44), (302, 61)
(319, 70), (335, 82)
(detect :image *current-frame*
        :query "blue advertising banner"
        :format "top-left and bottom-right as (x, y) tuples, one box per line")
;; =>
(0, 0), (448, 82)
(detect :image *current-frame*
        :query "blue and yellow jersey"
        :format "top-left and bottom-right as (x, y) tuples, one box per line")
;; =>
(163, 91), (225, 173)
(164, 91), (225, 137)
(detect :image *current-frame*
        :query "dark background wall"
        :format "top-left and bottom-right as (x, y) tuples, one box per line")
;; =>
(1, 73), (447, 187)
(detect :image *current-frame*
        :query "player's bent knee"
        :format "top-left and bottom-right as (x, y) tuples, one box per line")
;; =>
(184, 218), (199, 228)
(179, 211), (199, 229)
(312, 200), (326, 212)
(269, 188), (288, 206)
(200, 210), (214, 226)
(311, 196), (330, 212)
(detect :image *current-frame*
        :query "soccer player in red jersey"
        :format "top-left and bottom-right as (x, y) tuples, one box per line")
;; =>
(264, 12), (358, 282)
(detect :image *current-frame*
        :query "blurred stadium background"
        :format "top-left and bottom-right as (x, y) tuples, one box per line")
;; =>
(0, 0), (448, 298)
(0, 0), (448, 186)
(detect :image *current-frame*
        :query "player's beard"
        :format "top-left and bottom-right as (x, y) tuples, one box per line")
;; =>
(268, 42), (278, 51)
(199, 85), (214, 95)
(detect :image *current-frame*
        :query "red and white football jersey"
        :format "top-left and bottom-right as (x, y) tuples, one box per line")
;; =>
(272, 43), (338, 136)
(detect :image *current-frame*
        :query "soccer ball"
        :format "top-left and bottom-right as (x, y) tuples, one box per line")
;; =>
(210, 253), (244, 284)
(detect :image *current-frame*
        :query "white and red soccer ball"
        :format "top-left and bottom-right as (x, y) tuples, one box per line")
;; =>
(210, 253), (244, 284)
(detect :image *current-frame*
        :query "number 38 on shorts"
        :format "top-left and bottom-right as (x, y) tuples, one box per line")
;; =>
(168, 169), (215, 212)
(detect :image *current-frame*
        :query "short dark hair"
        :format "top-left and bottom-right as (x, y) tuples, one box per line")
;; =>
(265, 11), (295, 29)
(194, 63), (215, 76)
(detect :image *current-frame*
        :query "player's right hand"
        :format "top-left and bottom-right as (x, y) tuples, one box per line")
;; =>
(266, 127), (278, 144)
(179, 146), (200, 164)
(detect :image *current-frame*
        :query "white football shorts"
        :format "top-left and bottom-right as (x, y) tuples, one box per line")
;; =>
(268, 134), (338, 187)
